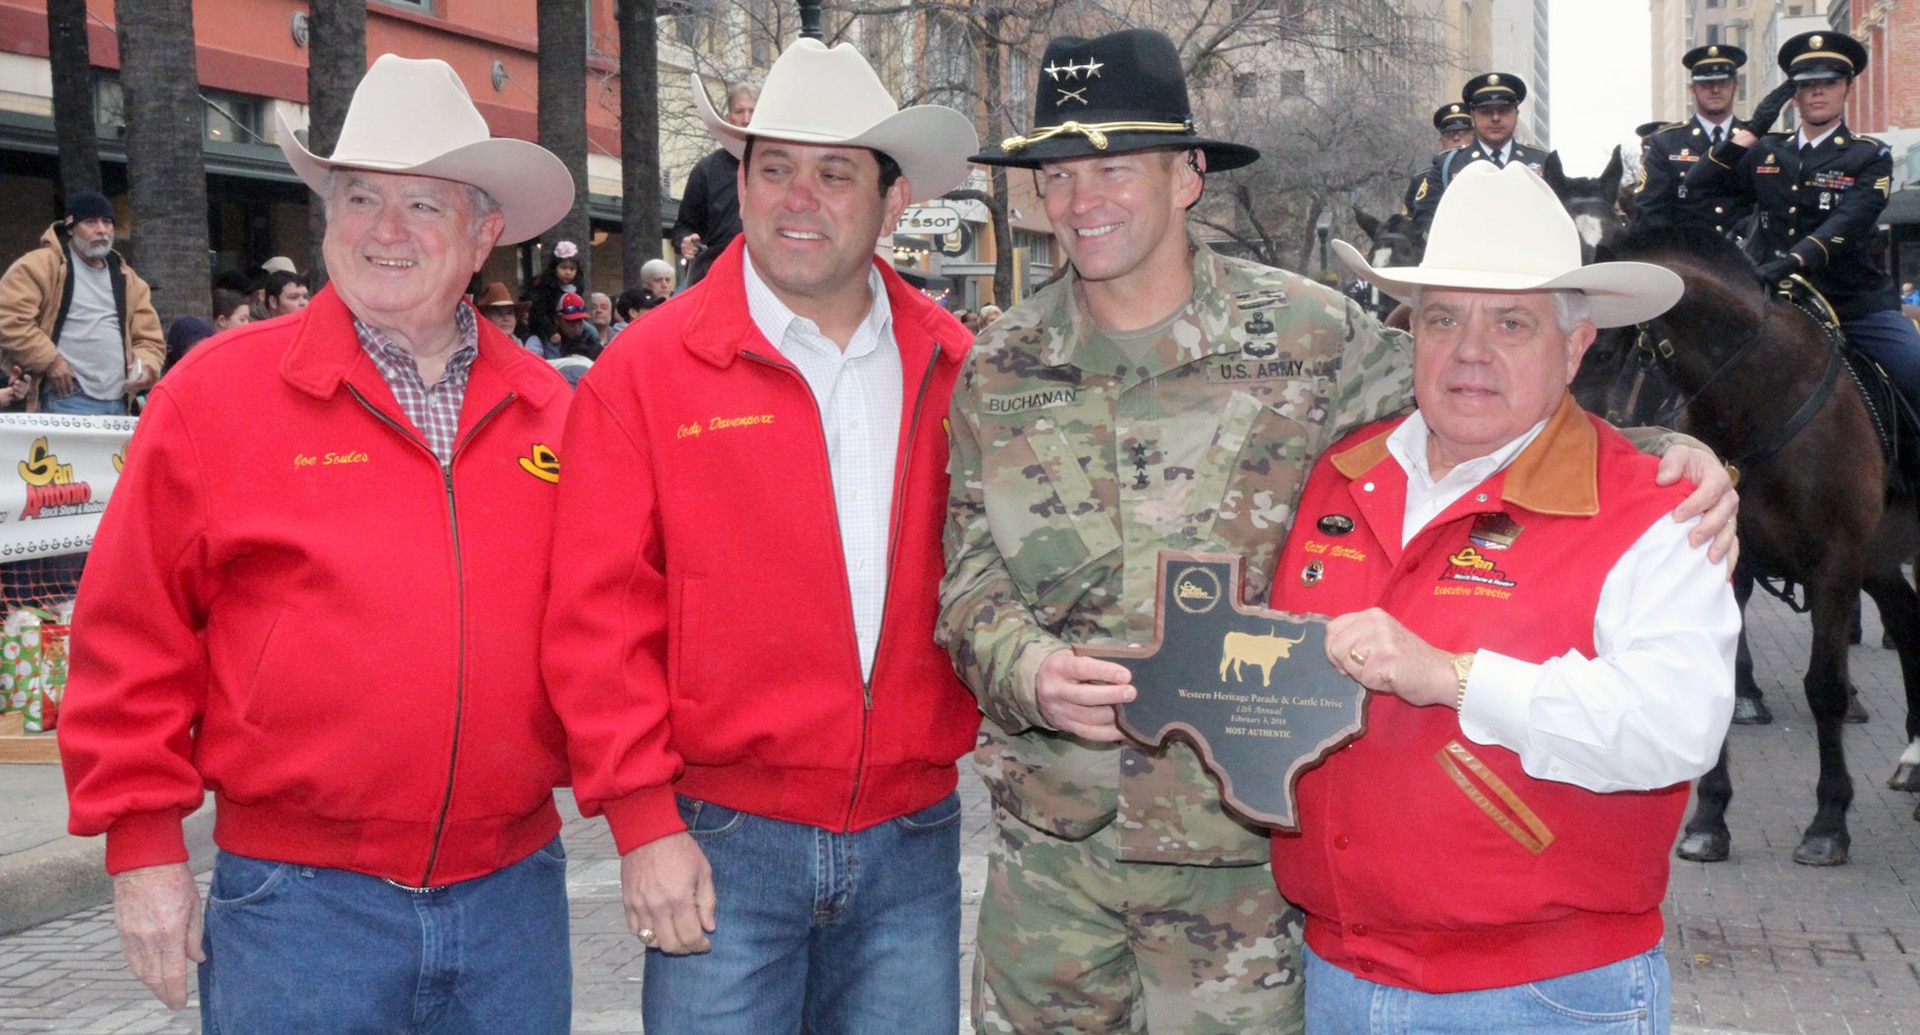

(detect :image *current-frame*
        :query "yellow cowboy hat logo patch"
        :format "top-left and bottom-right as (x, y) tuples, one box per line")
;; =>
(519, 443), (560, 484)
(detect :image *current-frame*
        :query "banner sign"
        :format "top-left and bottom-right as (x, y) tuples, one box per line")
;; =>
(896, 205), (963, 237)
(0, 414), (136, 561)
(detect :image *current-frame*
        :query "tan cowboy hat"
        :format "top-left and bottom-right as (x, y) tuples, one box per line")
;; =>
(474, 281), (515, 310)
(1334, 162), (1681, 328)
(693, 39), (979, 202)
(278, 54), (573, 245)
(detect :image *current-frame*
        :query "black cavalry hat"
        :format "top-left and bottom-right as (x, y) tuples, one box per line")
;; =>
(1778, 30), (1868, 82)
(1463, 72), (1526, 108)
(1433, 102), (1472, 133)
(970, 28), (1259, 171)
(1683, 44), (1747, 81)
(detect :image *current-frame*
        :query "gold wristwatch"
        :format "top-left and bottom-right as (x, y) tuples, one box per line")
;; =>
(1451, 652), (1475, 712)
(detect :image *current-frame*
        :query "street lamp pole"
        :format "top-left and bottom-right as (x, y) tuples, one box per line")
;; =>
(798, 0), (822, 39)
(1314, 208), (1332, 274)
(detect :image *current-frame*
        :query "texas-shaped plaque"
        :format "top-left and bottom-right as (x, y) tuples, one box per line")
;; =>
(1077, 551), (1367, 831)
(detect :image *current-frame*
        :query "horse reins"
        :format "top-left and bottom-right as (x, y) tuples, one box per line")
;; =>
(1627, 305), (1846, 483)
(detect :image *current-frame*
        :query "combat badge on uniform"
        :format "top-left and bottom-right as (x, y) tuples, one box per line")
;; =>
(1080, 551), (1366, 830)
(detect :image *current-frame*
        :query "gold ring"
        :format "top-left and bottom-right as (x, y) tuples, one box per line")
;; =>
(639, 928), (657, 944)
(1348, 647), (1369, 666)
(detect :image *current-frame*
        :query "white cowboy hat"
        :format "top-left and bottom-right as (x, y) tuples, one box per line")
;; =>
(694, 39), (980, 202)
(1334, 162), (1681, 328)
(278, 54), (573, 245)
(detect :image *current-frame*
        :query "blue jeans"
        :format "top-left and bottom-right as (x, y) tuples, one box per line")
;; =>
(641, 792), (963, 1035)
(1303, 942), (1669, 1034)
(1844, 309), (1920, 398)
(39, 385), (125, 415)
(199, 837), (570, 1034)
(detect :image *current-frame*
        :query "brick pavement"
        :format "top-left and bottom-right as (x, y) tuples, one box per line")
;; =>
(3, 588), (1920, 1032)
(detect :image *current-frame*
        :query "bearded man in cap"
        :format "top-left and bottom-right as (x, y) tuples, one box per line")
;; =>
(1270, 160), (1737, 1032)
(1409, 73), (1563, 243)
(59, 55), (577, 1030)
(0, 190), (163, 414)
(943, 27), (1737, 1034)
(542, 39), (981, 1032)
(1636, 45), (1753, 234)
(1686, 31), (1920, 412)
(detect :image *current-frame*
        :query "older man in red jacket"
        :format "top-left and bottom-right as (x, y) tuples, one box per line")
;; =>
(59, 56), (577, 1031)
(1269, 161), (1738, 1031)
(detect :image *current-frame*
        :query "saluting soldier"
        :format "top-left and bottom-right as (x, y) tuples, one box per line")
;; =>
(1409, 73), (1563, 241)
(1401, 103), (1475, 217)
(1686, 31), (1920, 405)
(1637, 45), (1752, 233)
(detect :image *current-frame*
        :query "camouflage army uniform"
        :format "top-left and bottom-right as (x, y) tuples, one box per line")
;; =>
(938, 239), (1414, 1033)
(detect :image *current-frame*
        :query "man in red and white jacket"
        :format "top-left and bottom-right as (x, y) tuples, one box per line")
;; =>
(1268, 162), (1738, 1030)
(543, 39), (982, 1033)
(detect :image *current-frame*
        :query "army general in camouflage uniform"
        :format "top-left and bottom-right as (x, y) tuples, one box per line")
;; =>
(942, 27), (1742, 1035)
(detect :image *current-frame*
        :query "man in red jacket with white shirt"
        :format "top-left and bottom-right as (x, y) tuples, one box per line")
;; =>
(542, 39), (981, 1033)
(58, 56), (577, 1031)
(1269, 161), (1738, 1030)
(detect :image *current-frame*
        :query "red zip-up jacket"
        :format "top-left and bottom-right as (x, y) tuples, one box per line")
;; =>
(60, 288), (572, 885)
(544, 243), (980, 853)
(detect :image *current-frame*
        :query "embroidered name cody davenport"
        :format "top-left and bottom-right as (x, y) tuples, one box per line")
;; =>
(677, 413), (777, 439)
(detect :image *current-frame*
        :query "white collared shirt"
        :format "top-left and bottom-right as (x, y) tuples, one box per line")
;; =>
(1479, 138), (1514, 166)
(1383, 411), (1739, 793)
(1696, 114), (1735, 140)
(743, 253), (903, 681)
(1796, 124), (1840, 150)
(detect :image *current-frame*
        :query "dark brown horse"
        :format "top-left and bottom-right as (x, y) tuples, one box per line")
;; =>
(1573, 224), (1920, 867)
(1351, 207), (1421, 319)
(1544, 147), (1628, 258)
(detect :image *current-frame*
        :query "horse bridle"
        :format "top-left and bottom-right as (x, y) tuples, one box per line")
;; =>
(1615, 302), (1846, 484)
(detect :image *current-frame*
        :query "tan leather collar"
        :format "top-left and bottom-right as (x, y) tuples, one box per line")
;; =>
(1330, 393), (1599, 516)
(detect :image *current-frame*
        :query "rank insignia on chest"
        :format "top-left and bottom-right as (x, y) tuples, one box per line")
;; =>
(1233, 288), (1290, 310)
(1468, 512), (1523, 550)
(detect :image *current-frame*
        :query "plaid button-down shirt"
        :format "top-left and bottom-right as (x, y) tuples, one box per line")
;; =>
(354, 305), (480, 463)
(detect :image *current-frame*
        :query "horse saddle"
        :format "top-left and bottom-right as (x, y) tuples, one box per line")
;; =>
(1775, 275), (1920, 499)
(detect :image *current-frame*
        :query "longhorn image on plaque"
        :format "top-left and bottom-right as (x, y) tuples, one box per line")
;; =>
(1076, 551), (1367, 831)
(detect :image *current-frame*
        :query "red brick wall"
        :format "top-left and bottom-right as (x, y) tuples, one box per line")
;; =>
(1847, 3), (1920, 131)
(0, 0), (621, 154)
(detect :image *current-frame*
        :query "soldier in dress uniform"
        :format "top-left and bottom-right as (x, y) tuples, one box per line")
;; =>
(1686, 30), (1920, 406)
(1637, 45), (1751, 233)
(1401, 103), (1475, 217)
(1409, 72), (1563, 241)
